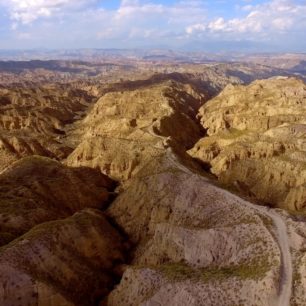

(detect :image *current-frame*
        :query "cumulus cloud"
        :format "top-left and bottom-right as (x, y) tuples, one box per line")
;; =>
(186, 0), (306, 38)
(0, 0), (304, 51)
(1, 0), (97, 24)
(186, 23), (206, 35)
(102, 0), (207, 43)
(116, 0), (164, 19)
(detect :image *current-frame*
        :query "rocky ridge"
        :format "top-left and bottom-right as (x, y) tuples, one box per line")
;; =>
(65, 75), (306, 305)
(0, 62), (306, 305)
(0, 156), (128, 305)
(0, 60), (285, 173)
(189, 77), (306, 211)
(66, 80), (207, 181)
(0, 84), (98, 172)
(106, 156), (297, 306)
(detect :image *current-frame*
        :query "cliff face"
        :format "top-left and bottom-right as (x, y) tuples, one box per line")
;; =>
(189, 77), (306, 211)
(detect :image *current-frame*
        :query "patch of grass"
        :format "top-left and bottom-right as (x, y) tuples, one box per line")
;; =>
(286, 209), (306, 218)
(219, 128), (249, 140)
(227, 214), (260, 227)
(157, 260), (271, 283)
(259, 214), (274, 230)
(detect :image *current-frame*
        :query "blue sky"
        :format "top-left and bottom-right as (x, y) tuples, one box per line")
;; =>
(0, 0), (305, 52)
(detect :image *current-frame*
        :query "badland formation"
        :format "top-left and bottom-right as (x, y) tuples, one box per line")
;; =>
(0, 50), (306, 306)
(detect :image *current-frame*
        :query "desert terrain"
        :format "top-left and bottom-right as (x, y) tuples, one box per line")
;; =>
(0, 52), (306, 306)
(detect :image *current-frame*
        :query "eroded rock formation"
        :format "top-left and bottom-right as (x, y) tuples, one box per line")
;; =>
(66, 80), (207, 180)
(1, 60), (306, 306)
(189, 77), (306, 211)
(106, 152), (298, 306)
(0, 157), (127, 305)
(0, 85), (96, 172)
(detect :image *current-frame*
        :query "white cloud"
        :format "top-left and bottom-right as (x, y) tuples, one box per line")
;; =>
(0, 0), (305, 51)
(208, 18), (227, 31)
(105, 0), (207, 42)
(115, 1), (164, 20)
(186, 23), (206, 34)
(241, 4), (253, 11)
(185, 0), (306, 37)
(1, 0), (97, 24)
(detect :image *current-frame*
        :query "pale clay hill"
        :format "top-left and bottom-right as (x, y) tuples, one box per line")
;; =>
(66, 80), (207, 180)
(189, 77), (306, 211)
(0, 61), (278, 174)
(0, 62), (306, 306)
(0, 85), (97, 172)
(107, 153), (296, 306)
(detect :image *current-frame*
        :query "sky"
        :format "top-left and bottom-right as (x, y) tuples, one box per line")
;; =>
(0, 0), (305, 52)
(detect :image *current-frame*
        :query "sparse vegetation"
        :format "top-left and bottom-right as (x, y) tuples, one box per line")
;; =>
(157, 260), (271, 282)
(220, 128), (250, 140)
(0, 59), (304, 306)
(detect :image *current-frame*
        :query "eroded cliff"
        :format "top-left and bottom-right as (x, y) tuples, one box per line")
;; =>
(189, 77), (306, 211)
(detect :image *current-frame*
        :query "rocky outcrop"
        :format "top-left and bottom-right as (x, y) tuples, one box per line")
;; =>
(0, 60), (291, 172)
(1, 61), (306, 306)
(0, 85), (96, 171)
(66, 80), (207, 180)
(105, 151), (300, 306)
(189, 77), (306, 211)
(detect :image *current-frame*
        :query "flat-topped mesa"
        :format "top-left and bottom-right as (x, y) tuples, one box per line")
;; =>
(189, 77), (306, 211)
(66, 80), (208, 181)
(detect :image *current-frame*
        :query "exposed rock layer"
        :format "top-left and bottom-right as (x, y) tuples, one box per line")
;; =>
(66, 80), (207, 180)
(189, 77), (306, 211)
(1, 61), (306, 306)
(0, 85), (96, 171)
